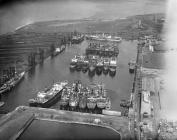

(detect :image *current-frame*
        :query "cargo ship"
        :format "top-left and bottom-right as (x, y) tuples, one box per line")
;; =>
(109, 57), (117, 76)
(0, 71), (25, 94)
(29, 81), (68, 108)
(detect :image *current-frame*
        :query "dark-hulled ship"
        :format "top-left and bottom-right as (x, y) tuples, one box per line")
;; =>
(29, 81), (68, 108)
(59, 87), (71, 109)
(103, 58), (110, 75)
(0, 71), (25, 94)
(96, 59), (103, 75)
(82, 59), (89, 73)
(109, 57), (117, 76)
(71, 35), (84, 44)
(128, 60), (136, 73)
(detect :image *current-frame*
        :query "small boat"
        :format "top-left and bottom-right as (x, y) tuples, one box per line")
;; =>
(70, 55), (78, 70)
(128, 60), (136, 73)
(120, 99), (131, 108)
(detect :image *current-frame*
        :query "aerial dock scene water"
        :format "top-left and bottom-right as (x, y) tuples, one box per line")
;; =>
(1, 0), (177, 139)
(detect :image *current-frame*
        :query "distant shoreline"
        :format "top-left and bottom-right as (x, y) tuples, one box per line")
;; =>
(13, 13), (164, 34)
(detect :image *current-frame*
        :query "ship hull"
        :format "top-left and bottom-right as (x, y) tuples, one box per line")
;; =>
(129, 68), (135, 73)
(109, 68), (116, 76)
(29, 89), (63, 108)
(59, 100), (69, 108)
(70, 64), (76, 71)
(82, 66), (88, 73)
(87, 102), (96, 110)
(103, 66), (109, 75)
(96, 66), (103, 75)
(0, 72), (25, 95)
(71, 37), (84, 44)
(97, 103), (106, 109)
(54, 46), (65, 56)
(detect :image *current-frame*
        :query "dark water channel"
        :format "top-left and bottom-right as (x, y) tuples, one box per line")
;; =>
(1, 40), (137, 112)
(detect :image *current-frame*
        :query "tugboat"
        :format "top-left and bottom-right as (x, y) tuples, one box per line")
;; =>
(103, 58), (110, 75)
(0, 71), (25, 94)
(29, 81), (68, 108)
(109, 57), (117, 76)
(128, 60), (136, 73)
